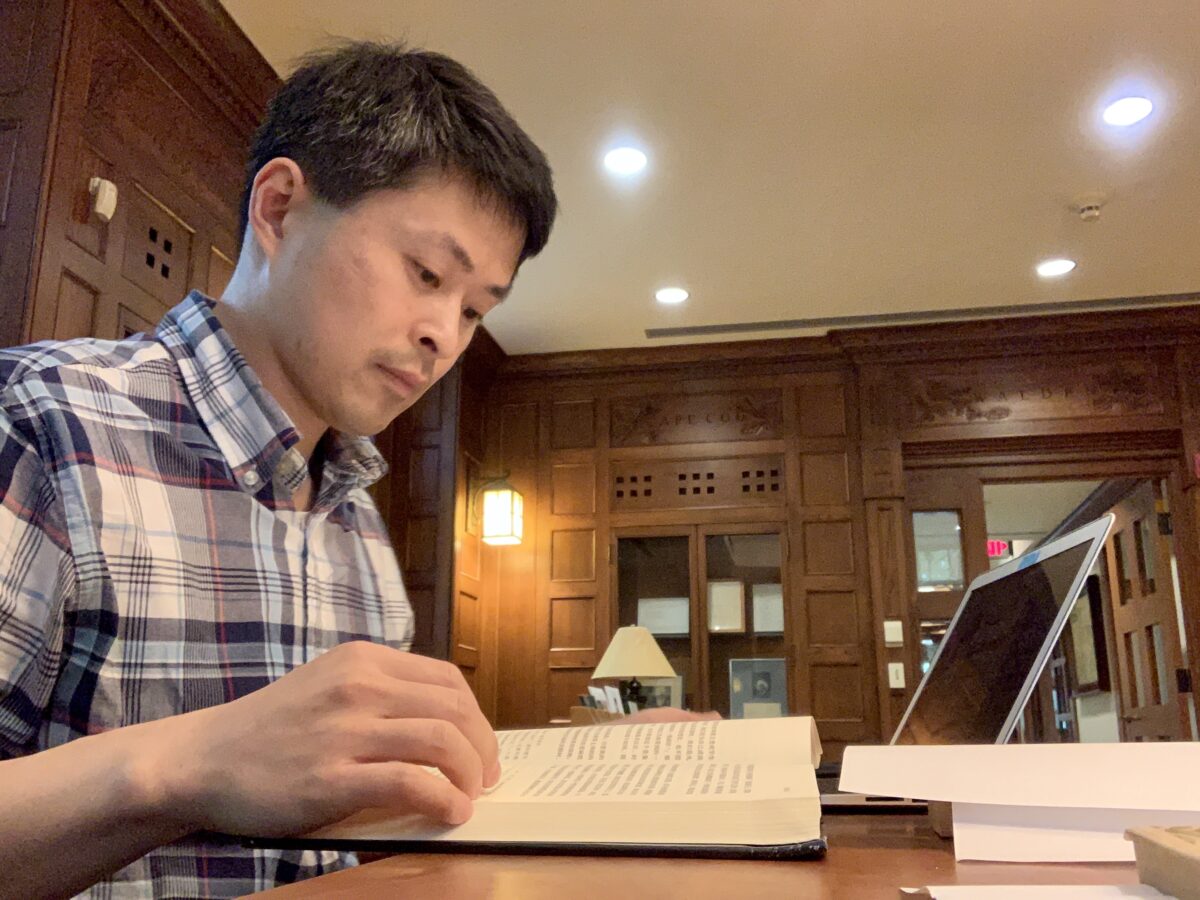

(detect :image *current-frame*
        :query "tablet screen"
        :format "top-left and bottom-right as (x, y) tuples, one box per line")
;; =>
(893, 541), (1092, 745)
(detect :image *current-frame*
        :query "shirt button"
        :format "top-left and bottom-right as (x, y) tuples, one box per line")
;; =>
(242, 471), (261, 488)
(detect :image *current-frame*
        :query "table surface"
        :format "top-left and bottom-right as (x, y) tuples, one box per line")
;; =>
(248, 814), (1139, 900)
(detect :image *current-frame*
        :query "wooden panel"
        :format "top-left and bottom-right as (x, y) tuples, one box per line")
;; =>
(861, 443), (904, 499)
(119, 184), (194, 305)
(454, 591), (480, 655)
(404, 516), (438, 572)
(551, 529), (595, 582)
(206, 244), (234, 297)
(798, 383), (847, 438)
(807, 591), (859, 645)
(547, 668), (593, 722)
(406, 587), (435, 651)
(811, 665), (866, 721)
(408, 447), (440, 503)
(84, 20), (244, 216)
(416, 380), (444, 430)
(0, 123), (18, 227)
(500, 402), (538, 462)
(51, 270), (98, 340)
(0, 1), (38, 95)
(551, 463), (595, 516)
(609, 455), (785, 511)
(551, 399), (595, 449)
(803, 521), (854, 575)
(63, 141), (113, 260)
(610, 390), (782, 447)
(459, 528), (481, 581)
(801, 452), (850, 506)
(550, 596), (596, 650)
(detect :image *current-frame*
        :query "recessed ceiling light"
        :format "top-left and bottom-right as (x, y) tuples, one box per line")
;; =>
(604, 147), (648, 176)
(1036, 258), (1076, 278)
(655, 286), (689, 304)
(1102, 96), (1153, 126)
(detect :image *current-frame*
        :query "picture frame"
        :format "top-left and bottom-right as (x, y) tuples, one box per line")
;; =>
(751, 582), (784, 634)
(637, 596), (690, 636)
(729, 657), (788, 719)
(639, 675), (684, 709)
(707, 579), (745, 633)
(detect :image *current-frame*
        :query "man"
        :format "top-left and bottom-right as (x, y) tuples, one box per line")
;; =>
(0, 42), (555, 898)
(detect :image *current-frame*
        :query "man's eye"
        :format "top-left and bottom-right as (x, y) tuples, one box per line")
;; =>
(412, 260), (441, 289)
(463, 307), (482, 323)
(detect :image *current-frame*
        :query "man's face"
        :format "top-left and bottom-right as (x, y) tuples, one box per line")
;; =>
(259, 174), (523, 437)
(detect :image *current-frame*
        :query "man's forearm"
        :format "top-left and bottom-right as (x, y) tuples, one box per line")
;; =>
(0, 717), (190, 900)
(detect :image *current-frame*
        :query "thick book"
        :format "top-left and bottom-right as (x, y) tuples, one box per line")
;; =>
(249, 716), (826, 860)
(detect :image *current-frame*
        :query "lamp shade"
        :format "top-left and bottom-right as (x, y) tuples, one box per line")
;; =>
(592, 626), (676, 680)
(482, 485), (523, 546)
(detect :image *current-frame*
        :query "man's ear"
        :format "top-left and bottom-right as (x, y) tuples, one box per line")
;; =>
(246, 158), (308, 261)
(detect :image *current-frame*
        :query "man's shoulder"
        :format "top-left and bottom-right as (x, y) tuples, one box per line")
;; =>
(0, 336), (175, 408)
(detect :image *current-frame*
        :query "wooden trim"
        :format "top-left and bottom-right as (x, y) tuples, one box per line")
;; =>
(902, 431), (1182, 469)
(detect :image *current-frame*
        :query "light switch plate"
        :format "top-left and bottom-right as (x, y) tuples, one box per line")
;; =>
(883, 619), (904, 647)
(888, 662), (906, 690)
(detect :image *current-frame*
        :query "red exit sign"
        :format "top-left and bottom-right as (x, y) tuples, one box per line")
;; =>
(987, 539), (1011, 559)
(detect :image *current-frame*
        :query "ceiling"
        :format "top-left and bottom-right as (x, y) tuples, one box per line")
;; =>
(983, 481), (1102, 539)
(220, 1), (1200, 355)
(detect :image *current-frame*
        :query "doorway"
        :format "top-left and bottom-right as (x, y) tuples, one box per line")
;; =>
(906, 466), (1196, 742)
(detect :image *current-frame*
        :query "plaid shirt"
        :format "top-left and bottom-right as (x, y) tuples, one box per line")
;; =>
(0, 292), (413, 898)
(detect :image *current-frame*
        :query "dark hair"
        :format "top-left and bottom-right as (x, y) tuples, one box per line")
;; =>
(239, 41), (556, 262)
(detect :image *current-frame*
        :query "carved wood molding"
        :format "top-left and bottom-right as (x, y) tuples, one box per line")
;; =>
(610, 391), (783, 447)
(901, 430), (1181, 468)
(896, 356), (1169, 433)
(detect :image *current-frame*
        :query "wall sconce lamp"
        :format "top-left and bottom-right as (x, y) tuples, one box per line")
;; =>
(470, 473), (524, 546)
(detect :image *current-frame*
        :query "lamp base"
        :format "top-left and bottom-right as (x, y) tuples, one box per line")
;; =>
(622, 677), (645, 710)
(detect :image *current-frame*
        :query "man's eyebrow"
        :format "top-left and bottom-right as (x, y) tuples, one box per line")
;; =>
(429, 231), (513, 301)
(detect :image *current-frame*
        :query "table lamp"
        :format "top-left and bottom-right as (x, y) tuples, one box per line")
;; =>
(592, 626), (676, 709)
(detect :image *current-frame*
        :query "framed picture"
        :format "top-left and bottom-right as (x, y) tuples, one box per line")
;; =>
(637, 597), (690, 636)
(707, 580), (745, 633)
(1069, 573), (1111, 695)
(729, 658), (788, 719)
(751, 582), (784, 634)
(639, 675), (684, 709)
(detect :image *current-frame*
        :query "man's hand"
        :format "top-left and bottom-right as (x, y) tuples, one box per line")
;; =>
(151, 641), (498, 837)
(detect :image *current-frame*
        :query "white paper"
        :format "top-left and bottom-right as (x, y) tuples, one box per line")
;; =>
(751, 583), (784, 633)
(953, 802), (1200, 863)
(637, 597), (690, 635)
(911, 887), (1166, 899)
(587, 685), (607, 708)
(603, 684), (624, 714)
(707, 580), (744, 632)
(743, 702), (782, 718)
(839, 743), (1200, 811)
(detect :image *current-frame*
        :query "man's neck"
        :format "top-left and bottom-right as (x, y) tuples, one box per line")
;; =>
(214, 298), (327, 464)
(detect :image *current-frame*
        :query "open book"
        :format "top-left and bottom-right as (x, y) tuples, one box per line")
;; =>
(254, 716), (824, 860)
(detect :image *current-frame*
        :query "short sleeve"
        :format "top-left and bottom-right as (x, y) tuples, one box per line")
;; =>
(0, 407), (72, 756)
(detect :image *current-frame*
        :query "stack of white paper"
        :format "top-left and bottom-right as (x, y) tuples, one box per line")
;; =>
(839, 743), (1200, 862)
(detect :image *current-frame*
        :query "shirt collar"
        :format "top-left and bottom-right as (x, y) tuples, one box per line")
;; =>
(156, 292), (387, 497)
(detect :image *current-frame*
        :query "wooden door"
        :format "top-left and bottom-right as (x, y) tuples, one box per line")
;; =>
(1104, 481), (1190, 741)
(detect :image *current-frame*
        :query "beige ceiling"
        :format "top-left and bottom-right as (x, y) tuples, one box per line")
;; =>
(220, 1), (1200, 355)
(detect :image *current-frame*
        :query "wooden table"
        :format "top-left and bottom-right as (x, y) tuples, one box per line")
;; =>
(249, 814), (1139, 899)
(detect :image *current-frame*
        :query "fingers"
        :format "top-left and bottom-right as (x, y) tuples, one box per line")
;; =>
(356, 717), (484, 800)
(345, 761), (474, 826)
(370, 681), (499, 787)
(339, 644), (500, 787)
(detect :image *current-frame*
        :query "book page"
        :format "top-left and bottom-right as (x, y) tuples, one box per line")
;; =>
(497, 716), (819, 769)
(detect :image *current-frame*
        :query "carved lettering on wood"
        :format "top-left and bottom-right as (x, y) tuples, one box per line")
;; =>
(902, 358), (1164, 430)
(610, 391), (782, 447)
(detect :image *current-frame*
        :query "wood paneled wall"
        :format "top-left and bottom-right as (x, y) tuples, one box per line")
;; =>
(5, 0), (277, 348)
(461, 302), (1200, 755)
